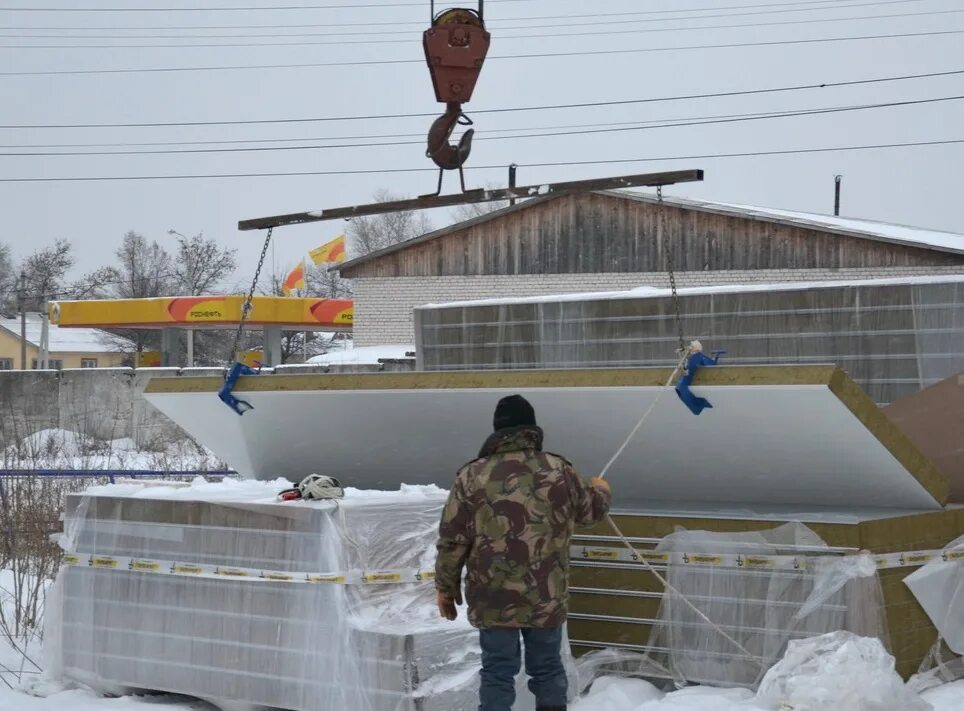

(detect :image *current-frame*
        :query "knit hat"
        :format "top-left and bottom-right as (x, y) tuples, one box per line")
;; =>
(493, 395), (536, 431)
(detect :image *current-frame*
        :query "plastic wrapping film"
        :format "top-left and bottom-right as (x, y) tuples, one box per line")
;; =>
(755, 631), (932, 711)
(43, 479), (583, 711)
(903, 533), (964, 694)
(579, 523), (890, 689)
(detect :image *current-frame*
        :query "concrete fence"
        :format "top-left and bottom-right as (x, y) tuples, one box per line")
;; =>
(0, 360), (416, 454)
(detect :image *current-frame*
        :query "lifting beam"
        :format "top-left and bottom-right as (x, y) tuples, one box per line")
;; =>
(237, 169), (704, 231)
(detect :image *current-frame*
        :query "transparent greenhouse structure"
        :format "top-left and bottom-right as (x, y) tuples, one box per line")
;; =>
(415, 276), (964, 405)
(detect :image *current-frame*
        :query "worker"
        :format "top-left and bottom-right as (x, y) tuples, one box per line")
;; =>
(435, 394), (612, 711)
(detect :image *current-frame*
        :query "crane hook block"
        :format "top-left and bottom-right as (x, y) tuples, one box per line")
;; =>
(423, 8), (490, 105)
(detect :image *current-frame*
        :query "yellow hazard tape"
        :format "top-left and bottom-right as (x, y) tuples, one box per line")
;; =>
(573, 545), (963, 571)
(61, 544), (962, 586)
(61, 553), (435, 587)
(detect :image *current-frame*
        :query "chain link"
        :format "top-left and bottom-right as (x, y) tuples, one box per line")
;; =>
(659, 185), (686, 358)
(230, 227), (273, 364)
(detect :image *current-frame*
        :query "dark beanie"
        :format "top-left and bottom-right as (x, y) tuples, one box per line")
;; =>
(493, 395), (536, 431)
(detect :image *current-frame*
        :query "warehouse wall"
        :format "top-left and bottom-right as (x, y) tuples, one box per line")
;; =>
(355, 265), (964, 346)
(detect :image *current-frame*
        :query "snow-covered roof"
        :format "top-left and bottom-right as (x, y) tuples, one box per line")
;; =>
(335, 191), (964, 273)
(610, 191), (964, 257)
(0, 313), (131, 353)
(420, 274), (964, 310)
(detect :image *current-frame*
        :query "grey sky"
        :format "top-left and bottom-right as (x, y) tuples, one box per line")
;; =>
(1, 0), (962, 286)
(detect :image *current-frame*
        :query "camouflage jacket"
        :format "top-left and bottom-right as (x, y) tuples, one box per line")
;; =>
(435, 425), (611, 629)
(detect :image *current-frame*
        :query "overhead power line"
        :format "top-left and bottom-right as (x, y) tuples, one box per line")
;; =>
(0, 0), (920, 35)
(6, 100), (947, 149)
(3, 67), (960, 129)
(0, 138), (960, 182)
(3, 29), (960, 76)
(6, 8), (961, 48)
(4, 95), (961, 157)
(0, 0), (537, 11)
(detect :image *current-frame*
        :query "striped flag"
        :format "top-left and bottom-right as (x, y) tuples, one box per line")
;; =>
(309, 235), (346, 265)
(282, 261), (306, 295)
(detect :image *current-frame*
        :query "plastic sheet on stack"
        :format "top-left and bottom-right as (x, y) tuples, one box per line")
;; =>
(643, 523), (889, 688)
(43, 480), (484, 711)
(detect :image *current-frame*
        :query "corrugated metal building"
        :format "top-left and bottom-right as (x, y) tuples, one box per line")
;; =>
(335, 191), (964, 346)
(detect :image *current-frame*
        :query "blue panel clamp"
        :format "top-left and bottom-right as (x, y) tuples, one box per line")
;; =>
(219, 362), (260, 415)
(675, 349), (725, 416)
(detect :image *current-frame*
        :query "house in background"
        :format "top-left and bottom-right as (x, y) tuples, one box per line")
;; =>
(0, 313), (131, 370)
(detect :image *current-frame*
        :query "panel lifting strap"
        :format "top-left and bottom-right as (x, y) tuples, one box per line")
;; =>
(219, 227), (273, 416)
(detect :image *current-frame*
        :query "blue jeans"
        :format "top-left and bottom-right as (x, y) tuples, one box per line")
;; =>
(478, 627), (567, 711)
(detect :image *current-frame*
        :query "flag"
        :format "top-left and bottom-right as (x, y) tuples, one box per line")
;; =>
(309, 235), (346, 265)
(283, 261), (305, 295)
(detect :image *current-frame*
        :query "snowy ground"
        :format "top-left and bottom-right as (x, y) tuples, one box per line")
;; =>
(2, 428), (227, 472)
(307, 343), (415, 365)
(1, 673), (960, 711)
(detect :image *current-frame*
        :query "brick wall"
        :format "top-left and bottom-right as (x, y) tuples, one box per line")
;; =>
(352, 266), (964, 345)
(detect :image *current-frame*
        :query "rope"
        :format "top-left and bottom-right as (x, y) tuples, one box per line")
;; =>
(593, 192), (763, 665)
(596, 355), (761, 665)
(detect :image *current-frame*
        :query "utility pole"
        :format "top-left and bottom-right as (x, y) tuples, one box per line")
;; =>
(834, 175), (842, 216)
(17, 271), (26, 370)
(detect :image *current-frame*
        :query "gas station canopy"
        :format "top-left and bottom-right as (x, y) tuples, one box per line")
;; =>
(49, 295), (353, 331)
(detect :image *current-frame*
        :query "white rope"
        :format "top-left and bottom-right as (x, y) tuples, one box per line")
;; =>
(595, 344), (763, 666)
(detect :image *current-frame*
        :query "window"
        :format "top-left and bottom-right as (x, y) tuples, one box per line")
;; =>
(0, 358), (12, 370)
(81, 358), (98, 368)
(31, 359), (63, 370)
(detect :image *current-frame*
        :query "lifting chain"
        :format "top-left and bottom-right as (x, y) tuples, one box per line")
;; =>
(659, 185), (687, 358)
(230, 227), (273, 364)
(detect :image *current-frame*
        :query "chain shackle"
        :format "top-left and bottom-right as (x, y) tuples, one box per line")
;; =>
(230, 227), (273, 366)
(658, 186), (687, 358)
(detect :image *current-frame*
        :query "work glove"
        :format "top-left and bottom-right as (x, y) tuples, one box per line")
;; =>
(591, 476), (611, 493)
(437, 589), (462, 621)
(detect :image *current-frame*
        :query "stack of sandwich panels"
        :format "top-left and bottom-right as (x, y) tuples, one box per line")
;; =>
(139, 366), (962, 680)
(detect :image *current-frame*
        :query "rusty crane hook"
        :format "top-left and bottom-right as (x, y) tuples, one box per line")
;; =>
(427, 101), (474, 170)
(422, 6), (490, 192)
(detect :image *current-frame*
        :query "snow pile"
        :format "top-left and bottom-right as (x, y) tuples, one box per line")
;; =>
(3, 428), (226, 472)
(571, 632), (953, 711)
(307, 343), (414, 365)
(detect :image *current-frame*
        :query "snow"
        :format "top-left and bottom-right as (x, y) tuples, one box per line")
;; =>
(685, 197), (964, 256)
(307, 343), (415, 365)
(420, 274), (964, 310)
(76, 477), (447, 505)
(567, 677), (964, 711)
(3, 427), (226, 472)
(0, 313), (131, 354)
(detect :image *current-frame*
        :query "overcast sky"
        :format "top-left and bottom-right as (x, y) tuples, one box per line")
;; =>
(1, 0), (962, 285)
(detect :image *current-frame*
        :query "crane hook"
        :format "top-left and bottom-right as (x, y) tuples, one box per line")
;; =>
(427, 102), (474, 170)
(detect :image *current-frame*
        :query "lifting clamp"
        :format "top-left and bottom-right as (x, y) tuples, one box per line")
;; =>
(423, 3), (491, 194)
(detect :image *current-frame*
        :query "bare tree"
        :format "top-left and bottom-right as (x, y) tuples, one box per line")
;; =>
(347, 189), (434, 256)
(306, 263), (352, 300)
(18, 240), (74, 309)
(0, 241), (14, 311)
(450, 184), (510, 222)
(67, 266), (118, 300)
(112, 231), (174, 299)
(170, 231), (238, 295)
